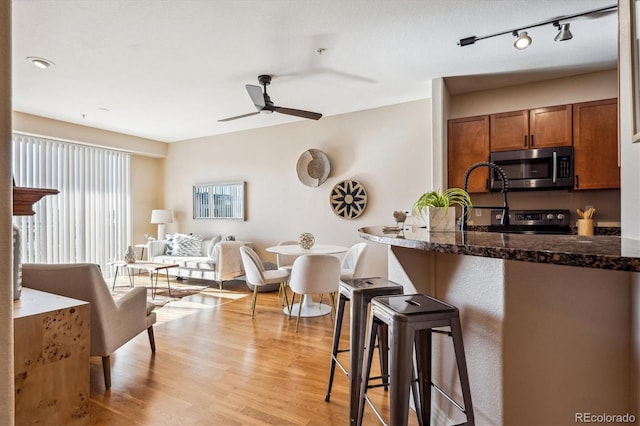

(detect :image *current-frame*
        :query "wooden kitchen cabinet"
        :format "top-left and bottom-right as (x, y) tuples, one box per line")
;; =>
(573, 98), (619, 190)
(448, 115), (490, 193)
(490, 104), (573, 151)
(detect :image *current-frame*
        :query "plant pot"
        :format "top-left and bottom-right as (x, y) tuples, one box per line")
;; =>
(425, 206), (456, 232)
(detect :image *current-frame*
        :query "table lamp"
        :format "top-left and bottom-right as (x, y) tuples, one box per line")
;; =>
(150, 209), (173, 241)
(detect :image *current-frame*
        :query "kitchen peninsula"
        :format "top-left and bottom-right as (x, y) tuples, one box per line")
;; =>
(359, 226), (637, 426)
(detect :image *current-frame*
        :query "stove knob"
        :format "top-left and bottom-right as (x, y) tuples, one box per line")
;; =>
(546, 214), (554, 220)
(557, 213), (565, 220)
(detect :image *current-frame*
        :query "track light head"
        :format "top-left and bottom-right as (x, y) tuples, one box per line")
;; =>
(554, 22), (573, 41)
(513, 31), (532, 50)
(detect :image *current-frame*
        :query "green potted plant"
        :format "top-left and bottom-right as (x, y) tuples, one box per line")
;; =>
(412, 188), (473, 231)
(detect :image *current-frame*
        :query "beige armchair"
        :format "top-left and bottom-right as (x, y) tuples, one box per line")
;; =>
(22, 263), (156, 390)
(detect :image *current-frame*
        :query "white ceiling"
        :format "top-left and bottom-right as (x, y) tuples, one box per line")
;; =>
(12, 0), (618, 143)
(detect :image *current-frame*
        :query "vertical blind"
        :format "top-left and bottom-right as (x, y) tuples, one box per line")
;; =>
(12, 133), (131, 274)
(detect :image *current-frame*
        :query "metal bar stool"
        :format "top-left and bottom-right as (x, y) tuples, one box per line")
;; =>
(325, 277), (404, 426)
(358, 294), (474, 426)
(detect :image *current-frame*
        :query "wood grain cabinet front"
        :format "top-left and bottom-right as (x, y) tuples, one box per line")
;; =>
(14, 289), (90, 425)
(447, 115), (490, 193)
(490, 104), (572, 152)
(572, 98), (619, 190)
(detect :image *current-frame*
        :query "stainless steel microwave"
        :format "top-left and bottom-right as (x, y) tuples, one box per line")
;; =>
(489, 146), (574, 190)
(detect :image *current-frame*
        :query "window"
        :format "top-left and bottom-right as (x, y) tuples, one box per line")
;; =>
(12, 133), (131, 274)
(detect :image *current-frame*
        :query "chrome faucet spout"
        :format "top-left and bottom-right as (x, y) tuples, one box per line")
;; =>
(461, 162), (510, 232)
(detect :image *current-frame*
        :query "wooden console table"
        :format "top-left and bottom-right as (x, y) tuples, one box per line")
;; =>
(14, 288), (90, 425)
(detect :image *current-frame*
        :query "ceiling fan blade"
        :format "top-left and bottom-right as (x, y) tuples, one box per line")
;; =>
(245, 85), (265, 109)
(217, 111), (260, 122)
(273, 106), (322, 120)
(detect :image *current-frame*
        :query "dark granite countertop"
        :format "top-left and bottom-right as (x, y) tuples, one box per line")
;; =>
(358, 226), (640, 272)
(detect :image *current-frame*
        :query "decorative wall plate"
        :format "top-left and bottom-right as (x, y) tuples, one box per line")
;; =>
(330, 180), (367, 219)
(296, 149), (330, 187)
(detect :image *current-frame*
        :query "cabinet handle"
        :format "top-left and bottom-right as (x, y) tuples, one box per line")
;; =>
(575, 175), (579, 189)
(524, 135), (527, 147)
(530, 134), (534, 146)
(486, 179), (489, 190)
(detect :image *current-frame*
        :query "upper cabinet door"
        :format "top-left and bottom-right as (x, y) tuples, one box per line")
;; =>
(490, 110), (529, 152)
(448, 115), (490, 193)
(529, 104), (573, 148)
(573, 98), (619, 190)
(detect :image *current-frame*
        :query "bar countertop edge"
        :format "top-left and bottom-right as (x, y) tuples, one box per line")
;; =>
(358, 226), (640, 272)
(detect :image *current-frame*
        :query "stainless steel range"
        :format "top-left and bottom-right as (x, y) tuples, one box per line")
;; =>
(489, 209), (571, 234)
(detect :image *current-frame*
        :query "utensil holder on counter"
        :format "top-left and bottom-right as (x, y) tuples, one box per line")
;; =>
(577, 219), (594, 236)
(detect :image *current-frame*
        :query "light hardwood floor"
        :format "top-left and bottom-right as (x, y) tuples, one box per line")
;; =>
(91, 276), (420, 425)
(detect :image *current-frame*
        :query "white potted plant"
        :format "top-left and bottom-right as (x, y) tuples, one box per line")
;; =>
(413, 188), (473, 232)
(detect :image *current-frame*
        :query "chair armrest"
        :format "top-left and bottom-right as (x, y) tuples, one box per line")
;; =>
(147, 240), (167, 258)
(113, 286), (147, 331)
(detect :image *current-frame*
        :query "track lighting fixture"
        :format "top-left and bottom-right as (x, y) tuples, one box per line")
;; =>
(554, 22), (573, 42)
(458, 3), (615, 49)
(513, 31), (532, 50)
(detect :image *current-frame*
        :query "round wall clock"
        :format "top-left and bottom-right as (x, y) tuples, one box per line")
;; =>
(330, 179), (367, 219)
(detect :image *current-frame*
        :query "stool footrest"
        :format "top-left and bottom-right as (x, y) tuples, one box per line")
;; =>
(431, 328), (452, 337)
(330, 356), (349, 377)
(363, 394), (387, 426)
(432, 381), (465, 413)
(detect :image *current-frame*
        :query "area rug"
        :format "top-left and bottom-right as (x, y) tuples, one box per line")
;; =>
(111, 282), (208, 307)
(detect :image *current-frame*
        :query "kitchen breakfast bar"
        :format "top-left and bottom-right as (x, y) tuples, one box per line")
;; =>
(359, 226), (640, 426)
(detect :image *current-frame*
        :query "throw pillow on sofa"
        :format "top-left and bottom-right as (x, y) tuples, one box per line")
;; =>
(171, 233), (204, 257)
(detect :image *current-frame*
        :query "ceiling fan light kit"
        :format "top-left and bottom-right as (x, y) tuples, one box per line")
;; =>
(218, 74), (322, 122)
(457, 3), (615, 50)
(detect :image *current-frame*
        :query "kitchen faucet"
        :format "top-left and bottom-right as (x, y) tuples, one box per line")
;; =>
(461, 162), (510, 232)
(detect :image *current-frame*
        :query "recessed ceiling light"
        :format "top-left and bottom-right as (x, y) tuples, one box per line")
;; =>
(26, 57), (55, 70)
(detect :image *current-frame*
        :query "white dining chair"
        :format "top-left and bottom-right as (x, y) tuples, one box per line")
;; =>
(276, 240), (299, 272)
(275, 240), (299, 305)
(240, 246), (291, 318)
(340, 242), (367, 280)
(288, 254), (341, 332)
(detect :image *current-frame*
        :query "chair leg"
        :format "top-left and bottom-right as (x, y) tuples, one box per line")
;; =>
(295, 297), (303, 332)
(289, 293), (296, 319)
(281, 282), (291, 314)
(251, 286), (259, 318)
(102, 356), (111, 390)
(329, 292), (336, 320)
(147, 326), (156, 353)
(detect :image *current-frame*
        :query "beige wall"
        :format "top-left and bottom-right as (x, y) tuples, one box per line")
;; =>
(131, 155), (165, 249)
(1, 1), (13, 423)
(448, 69), (617, 119)
(164, 100), (431, 277)
(13, 112), (168, 157)
(445, 70), (621, 226)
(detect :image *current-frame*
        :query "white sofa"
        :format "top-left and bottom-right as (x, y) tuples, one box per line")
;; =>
(147, 234), (248, 290)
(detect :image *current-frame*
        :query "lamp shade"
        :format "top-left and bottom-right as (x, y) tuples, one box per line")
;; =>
(150, 209), (173, 224)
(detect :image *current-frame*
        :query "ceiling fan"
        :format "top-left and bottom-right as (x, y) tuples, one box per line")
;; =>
(218, 74), (322, 122)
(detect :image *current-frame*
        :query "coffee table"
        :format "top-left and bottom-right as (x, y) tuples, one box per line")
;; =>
(111, 261), (179, 299)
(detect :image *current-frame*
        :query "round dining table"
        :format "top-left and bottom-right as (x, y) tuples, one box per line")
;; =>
(265, 244), (348, 317)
